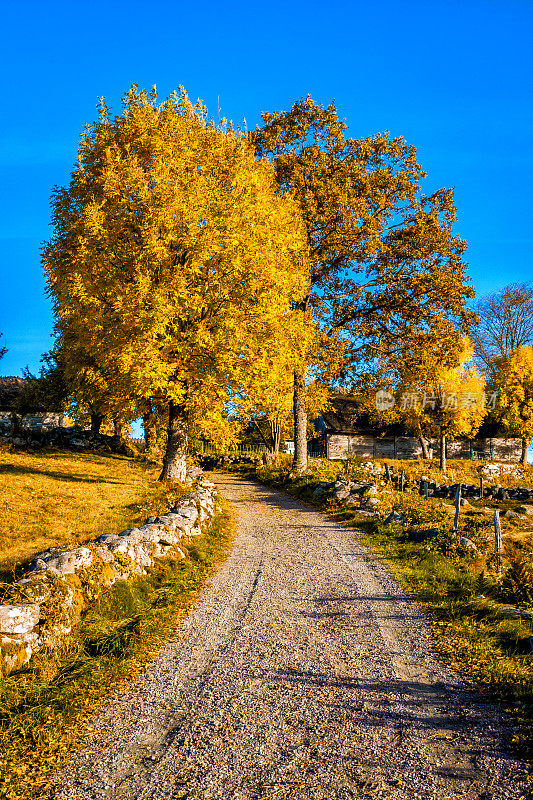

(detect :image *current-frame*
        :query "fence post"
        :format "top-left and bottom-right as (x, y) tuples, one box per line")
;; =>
(494, 509), (502, 576)
(453, 485), (461, 534)
(479, 476), (484, 500)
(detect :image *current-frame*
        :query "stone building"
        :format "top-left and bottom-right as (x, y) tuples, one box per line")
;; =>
(0, 376), (63, 432)
(316, 395), (522, 462)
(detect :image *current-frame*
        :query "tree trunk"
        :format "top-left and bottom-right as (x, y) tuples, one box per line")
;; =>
(293, 370), (307, 473)
(270, 417), (281, 460)
(159, 400), (188, 482)
(10, 411), (23, 435)
(439, 430), (447, 473)
(520, 437), (530, 465)
(113, 418), (123, 439)
(90, 413), (104, 435)
(143, 412), (157, 452)
(252, 417), (272, 455)
(418, 437), (430, 459)
(416, 422), (430, 459)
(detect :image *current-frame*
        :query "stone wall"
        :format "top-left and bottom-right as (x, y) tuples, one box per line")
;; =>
(0, 410), (63, 431)
(326, 434), (523, 462)
(0, 472), (218, 677)
(0, 423), (137, 456)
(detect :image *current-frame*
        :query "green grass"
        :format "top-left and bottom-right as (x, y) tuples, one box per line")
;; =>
(362, 520), (533, 755)
(0, 498), (236, 800)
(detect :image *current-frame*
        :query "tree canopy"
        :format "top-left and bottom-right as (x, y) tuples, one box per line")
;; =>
(495, 346), (533, 464)
(398, 337), (486, 471)
(44, 86), (309, 480)
(251, 96), (474, 471)
(472, 283), (533, 376)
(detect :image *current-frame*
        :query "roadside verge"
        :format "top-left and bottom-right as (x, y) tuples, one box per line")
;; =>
(0, 497), (236, 800)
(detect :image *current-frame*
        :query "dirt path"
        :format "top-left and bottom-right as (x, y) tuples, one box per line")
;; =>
(56, 474), (531, 800)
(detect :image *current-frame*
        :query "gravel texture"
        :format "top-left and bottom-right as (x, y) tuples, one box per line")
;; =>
(55, 474), (532, 800)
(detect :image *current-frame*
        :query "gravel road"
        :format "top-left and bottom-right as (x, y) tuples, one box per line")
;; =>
(55, 474), (532, 800)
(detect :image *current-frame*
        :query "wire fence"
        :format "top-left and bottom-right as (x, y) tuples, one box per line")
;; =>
(128, 438), (146, 450)
(189, 441), (269, 456)
(127, 437), (326, 459)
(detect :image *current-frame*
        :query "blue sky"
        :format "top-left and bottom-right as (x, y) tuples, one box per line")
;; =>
(0, 0), (532, 377)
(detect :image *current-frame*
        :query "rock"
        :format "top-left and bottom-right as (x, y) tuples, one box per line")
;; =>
(504, 509), (519, 520)
(171, 504), (198, 524)
(384, 511), (406, 525)
(96, 533), (120, 545)
(15, 576), (52, 603)
(0, 604), (40, 635)
(0, 637), (35, 676)
(498, 606), (533, 621)
(157, 533), (180, 547)
(516, 505), (533, 515)
(364, 497), (380, 510)
(480, 464), (500, 476)
(459, 536), (478, 552)
(344, 496), (362, 508)
(35, 546), (93, 576)
(409, 527), (440, 543)
(334, 486), (351, 501)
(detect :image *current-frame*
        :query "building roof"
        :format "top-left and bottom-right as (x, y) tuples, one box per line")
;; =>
(320, 395), (363, 432)
(319, 394), (410, 436)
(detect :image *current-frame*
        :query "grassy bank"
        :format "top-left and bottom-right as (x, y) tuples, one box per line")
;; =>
(0, 446), (176, 580)
(0, 496), (236, 800)
(234, 457), (533, 757)
(363, 521), (533, 753)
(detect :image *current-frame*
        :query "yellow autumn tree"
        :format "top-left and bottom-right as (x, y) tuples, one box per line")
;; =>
(232, 307), (331, 458)
(495, 346), (533, 464)
(251, 97), (474, 473)
(44, 85), (309, 480)
(52, 336), (136, 435)
(395, 336), (486, 471)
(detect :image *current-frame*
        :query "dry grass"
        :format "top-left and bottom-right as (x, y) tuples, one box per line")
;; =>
(373, 457), (533, 488)
(0, 446), (175, 580)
